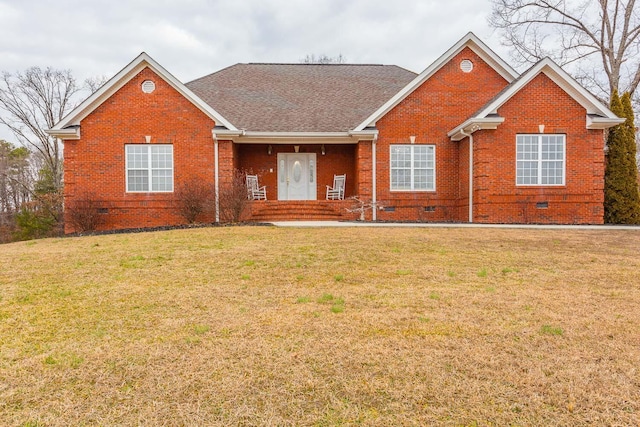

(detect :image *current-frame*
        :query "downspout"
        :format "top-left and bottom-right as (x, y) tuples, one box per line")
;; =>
(212, 130), (220, 223)
(372, 134), (378, 221)
(459, 129), (473, 223)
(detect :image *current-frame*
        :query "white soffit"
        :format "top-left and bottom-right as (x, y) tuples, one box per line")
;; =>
(50, 52), (237, 134)
(353, 32), (519, 132)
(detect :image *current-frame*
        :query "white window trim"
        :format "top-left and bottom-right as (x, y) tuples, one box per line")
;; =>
(515, 134), (566, 187)
(389, 144), (436, 192)
(125, 144), (174, 193)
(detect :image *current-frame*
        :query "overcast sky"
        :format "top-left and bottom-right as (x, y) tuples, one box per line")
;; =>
(0, 0), (511, 142)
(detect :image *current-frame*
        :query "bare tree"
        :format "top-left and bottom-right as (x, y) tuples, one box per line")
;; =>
(0, 67), (82, 190)
(84, 74), (109, 94)
(489, 0), (640, 101)
(301, 54), (347, 64)
(345, 196), (380, 221)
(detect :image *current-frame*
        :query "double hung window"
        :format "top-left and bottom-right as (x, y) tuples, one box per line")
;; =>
(516, 135), (565, 186)
(126, 145), (173, 192)
(390, 145), (435, 191)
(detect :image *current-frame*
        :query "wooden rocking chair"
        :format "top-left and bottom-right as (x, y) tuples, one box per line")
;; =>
(246, 174), (267, 200)
(326, 174), (346, 200)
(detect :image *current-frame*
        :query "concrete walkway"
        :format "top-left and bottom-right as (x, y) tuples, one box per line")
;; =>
(269, 221), (640, 230)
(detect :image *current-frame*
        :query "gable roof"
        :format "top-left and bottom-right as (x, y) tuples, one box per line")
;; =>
(48, 52), (237, 139)
(448, 57), (625, 140)
(185, 64), (416, 133)
(353, 32), (519, 131)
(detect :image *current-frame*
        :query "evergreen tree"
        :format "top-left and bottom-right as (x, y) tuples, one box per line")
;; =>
(604, 91), (640, 224)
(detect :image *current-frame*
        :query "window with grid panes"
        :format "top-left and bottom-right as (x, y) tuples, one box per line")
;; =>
(390, 145), (435, 191)
(516, 135), (565, 186)
(126, 145), (173, 192)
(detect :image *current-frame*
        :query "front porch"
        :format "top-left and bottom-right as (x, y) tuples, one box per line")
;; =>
(214, 133), (376, 222)
(235, 143), (359, 202)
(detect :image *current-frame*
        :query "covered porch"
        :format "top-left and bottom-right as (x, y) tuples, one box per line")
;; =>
(237, 143), (357, 202)
(214, 129), (377, 221)
(238, 142), (361, 221)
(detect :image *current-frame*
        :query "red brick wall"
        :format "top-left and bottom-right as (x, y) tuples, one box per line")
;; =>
(318, 145), (356, 199)
(473, 73), (605, 224)
(356, 141), (373, 217)
(64, 67), (217, 233)
(374, 47), (510, 221)
(217, 140), (235, 191)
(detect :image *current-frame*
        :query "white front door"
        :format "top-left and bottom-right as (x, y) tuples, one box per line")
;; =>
(277, 153), (317, 200)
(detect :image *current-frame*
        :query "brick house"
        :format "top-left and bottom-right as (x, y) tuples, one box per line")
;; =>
(48, 33), (622, 232)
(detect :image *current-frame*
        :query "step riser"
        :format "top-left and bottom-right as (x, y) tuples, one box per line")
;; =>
(248, 201), (347, 221)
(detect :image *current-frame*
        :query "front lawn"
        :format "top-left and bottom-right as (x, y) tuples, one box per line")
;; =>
(1, 227), (638, 425)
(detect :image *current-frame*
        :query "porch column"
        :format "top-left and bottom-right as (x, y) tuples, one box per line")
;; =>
(372, 135), (377, 221)
(212, 132), (220, 223)
(355, 140), (374, 220)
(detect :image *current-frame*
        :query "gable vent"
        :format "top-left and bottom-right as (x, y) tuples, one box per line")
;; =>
(141, 80), (156, 93)
(460, 59), (474, 73)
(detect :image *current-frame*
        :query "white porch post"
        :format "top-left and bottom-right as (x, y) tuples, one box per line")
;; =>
(372, 135), (377, 221)
(459, 129), (473, 223)
(212, 130), (220, 223)
(468, 135), (473, 223)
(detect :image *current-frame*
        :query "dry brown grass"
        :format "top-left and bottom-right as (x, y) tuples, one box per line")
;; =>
(1, 226), (639, 426)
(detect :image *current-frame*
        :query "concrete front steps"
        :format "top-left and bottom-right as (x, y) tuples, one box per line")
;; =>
(248, 200), (350, 221)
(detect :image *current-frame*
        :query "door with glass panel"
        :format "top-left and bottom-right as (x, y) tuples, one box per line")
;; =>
(277, 153), (317, 200)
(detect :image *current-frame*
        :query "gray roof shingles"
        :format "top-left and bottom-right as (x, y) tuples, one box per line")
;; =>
(185, 63), (417, 132)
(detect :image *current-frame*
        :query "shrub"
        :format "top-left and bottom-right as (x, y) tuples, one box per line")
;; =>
(0, 222), (17, 243)
(66, 192), (107, 233)
(218, 169), (249, 223)
(175, 179), (214, 224)
(14, 192), (63, 240)
(13, 167), (63, 240)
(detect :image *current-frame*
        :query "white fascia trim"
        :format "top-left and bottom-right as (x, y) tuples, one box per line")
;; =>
(475, 58), (621, 121)
(213, 129), (245, 138)
(349, 129), (378, 140)
(448, 117), (505, 141)
(215, 131), (376, 144)
(353, 32), (519, 132)
(45, 126), (80, 140)
(50, 52), (237, 136)
(587, 115), (626, 129)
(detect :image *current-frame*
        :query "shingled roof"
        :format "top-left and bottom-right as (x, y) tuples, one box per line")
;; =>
(185, 64), (417, 132)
